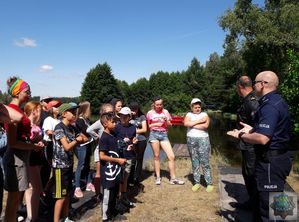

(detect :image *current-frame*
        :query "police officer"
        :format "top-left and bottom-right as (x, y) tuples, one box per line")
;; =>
(228, 71), (292, 222)
(236, 76), (259, 209)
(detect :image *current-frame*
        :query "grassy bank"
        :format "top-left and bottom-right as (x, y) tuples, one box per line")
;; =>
(85, 155), (222, 222)
(124, 157), (221, 222)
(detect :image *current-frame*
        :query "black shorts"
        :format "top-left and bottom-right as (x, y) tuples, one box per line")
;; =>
(52, 168), (72, 199)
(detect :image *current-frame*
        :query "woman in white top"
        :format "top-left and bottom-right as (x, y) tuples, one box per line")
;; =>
(184, 98), (213, 193)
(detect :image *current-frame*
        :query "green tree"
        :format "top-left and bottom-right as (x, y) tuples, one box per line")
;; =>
(117, 80), (130, 104)
(148, 71), (174, 97)
(280, 49), (299, 134)
(0, 91), (11, 104)
(80, 63), (122, 114)
(219, 0), (299, 81)
(128, 77), (151, 108)
(183, 58), (205, 98)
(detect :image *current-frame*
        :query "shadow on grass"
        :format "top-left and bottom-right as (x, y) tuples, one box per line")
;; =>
(217, 180), (254, 222)
(69, 195), (99, 221)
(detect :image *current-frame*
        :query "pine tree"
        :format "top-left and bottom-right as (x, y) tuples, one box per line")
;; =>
(80, 63), (122, 114)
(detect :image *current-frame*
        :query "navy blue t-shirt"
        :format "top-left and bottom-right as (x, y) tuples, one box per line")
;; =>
(99, 131), (121, 189)
(114, 123), (136, 159)
(253, 91), (291, 150)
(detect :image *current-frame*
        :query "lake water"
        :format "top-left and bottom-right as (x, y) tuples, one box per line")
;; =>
(143, 114), (299, 166)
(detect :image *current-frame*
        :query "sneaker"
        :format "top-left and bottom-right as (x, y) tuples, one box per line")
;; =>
(74, 188), (84, 198)
(17, 216), (25, 222)
(155, 177), (161, 185)
(206, 185), (214, 193)
(191, 183), (201, 192)
(169, 178), (185, 185)
(86, 183), (96, 192)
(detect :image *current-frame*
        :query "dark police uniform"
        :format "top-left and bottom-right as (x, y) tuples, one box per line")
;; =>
(252, 91), (291, 222)
(237, 90), (259, 206)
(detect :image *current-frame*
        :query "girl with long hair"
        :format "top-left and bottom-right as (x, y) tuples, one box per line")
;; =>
(74, 101), (95, 198)
(146, 97), (184, 185)
(24, 101), (44, 221)
(129, 101), (147, 185)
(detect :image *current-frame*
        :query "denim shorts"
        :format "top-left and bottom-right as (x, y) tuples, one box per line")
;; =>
(148, 130), (169, 142)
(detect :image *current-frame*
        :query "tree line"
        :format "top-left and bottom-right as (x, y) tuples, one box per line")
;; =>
(80, 0), (299, 134)
(1, 1), (298, 133)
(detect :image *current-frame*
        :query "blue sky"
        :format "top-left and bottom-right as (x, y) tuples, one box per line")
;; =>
(0, 0), (263, 97)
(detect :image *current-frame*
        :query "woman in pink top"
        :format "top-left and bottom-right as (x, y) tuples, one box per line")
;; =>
(146, 97), (184, 185)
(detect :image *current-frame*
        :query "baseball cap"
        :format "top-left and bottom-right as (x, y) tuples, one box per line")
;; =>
(58, 103), (80, 115)
(119, 107), (131, 115)
(46, 100), (62, 110)
(191, 98), (201, 105)
(40, 96), (53, 102)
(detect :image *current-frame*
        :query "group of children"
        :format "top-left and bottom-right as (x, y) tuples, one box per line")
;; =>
(0, 76), (151, 222)
(0, 76), (214, 222)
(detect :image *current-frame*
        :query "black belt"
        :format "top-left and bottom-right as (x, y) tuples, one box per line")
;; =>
(257, 149), (288, 162)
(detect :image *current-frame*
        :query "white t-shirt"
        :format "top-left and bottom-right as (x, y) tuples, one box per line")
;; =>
(42, 116), (60, 141)
(186, 112), (209, 138)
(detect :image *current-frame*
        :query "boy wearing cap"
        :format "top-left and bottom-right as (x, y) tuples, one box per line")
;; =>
(52, 103), (88, 222)
(114, 107), (137, 208)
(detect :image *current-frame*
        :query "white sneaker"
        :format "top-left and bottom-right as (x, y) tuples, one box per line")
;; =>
(155, 177), (161, 185)
(17, 216), (25, 222)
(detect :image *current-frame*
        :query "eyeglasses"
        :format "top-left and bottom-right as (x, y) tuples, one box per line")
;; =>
(253, 80), (268, 85)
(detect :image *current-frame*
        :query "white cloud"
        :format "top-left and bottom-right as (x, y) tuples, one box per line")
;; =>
(39, 65), (54, 72)
(15, 37), (37, 47)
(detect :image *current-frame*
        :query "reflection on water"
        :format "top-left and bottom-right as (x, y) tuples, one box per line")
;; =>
(143, 114), (299, 166)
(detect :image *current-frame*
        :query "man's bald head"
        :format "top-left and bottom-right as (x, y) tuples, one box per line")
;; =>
(256, 71), (279, 88)
(254, 71), (280, 97)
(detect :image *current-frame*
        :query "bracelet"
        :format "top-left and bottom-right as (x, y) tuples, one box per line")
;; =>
(238, 132), (245, 139)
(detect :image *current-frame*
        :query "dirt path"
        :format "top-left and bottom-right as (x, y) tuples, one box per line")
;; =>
(82, 158), (221, 222)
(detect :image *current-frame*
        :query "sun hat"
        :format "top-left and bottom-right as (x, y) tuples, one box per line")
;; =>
(191, 98), (202, 105)
(46, 100), (62, 110)
(58, 103), (80, 115)
(119, 107), (131, 115)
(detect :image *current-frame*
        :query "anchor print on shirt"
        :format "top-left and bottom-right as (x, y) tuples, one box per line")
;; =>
(105, 150), (121, 181)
